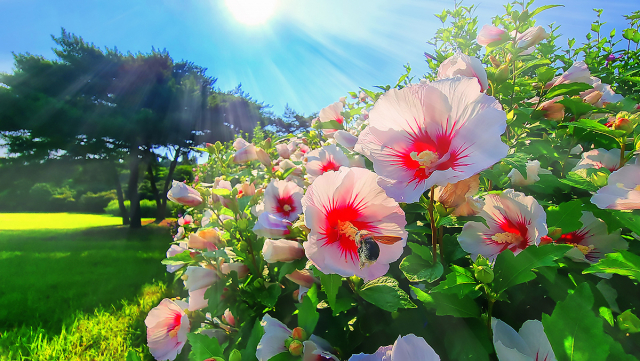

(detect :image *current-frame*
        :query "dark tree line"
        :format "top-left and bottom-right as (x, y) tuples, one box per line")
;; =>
(0, 29), (311, 228)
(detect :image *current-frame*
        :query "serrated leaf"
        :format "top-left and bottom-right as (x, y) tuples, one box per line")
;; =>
(546, 82), (594, 99)
(411, 286), (481, 318)
(546, 200), (584, 233)
(359, 277), (416, 312)
(187, 333), (224, 361)
(493, 244), (573, 294)
(431, 265), (479, 298)
(560, 170), (601, 192)
(583, 251), (640, 280)
(618, 310), (640, 333)
(295, 284), (319, 333)
(400, 254), (444, 283)
(542, 283), (611, 361)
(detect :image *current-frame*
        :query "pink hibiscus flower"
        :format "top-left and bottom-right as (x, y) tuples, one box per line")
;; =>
(572, 148), (621, 172)
(168, 181), (203, 207)
(355, 77), (508, 203)
(555, 212), (628, 263)
(305, 144), (350, 181)
(591, 158), (640, 210)
(263, 180), (304, 222)
(437, 52), (489, 92)
(314, 102), (345, 135)
(302, 167), (407, 281)
(477, 25), (507, 46)
(348, 334), (440, 361)
(492, 318), (555, 361)
(145, 298), (190, 361)
(458, 189), (548, 261)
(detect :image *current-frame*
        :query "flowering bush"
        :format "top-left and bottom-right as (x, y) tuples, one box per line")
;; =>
(143, 2), (640, 361)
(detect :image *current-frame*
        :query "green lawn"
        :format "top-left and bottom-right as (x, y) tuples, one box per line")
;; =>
(0, 213), (174, 360)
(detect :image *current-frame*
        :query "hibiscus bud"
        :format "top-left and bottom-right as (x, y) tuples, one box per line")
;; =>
(609, 113), (634, 134)
(434, 175), (480, 209)
(262, 239), (305, 263)
(291, 327), (307, 341)
(276, 144), (291, 159)
(285, 269), (318, 288)
(582, 89), (603, 105)
(256, 147), (272, 168)
(289, 340), (304, 356)
(548, 227), (563, 240)
(495, 64), (510, 83)
(264, 137), (272, 149)
(167, 181), (203, 207)
(477, 25), (507, 46)
(222, 308), (236, 327)
(474, 265), (494, 284)
(188, 233), (217, 251)
(539, 235), (554, 245)
(229, 350), (242, 361)
(489, 55), (501, 68)
(206, 143), (216, 153)
(196, 228), (222, 247)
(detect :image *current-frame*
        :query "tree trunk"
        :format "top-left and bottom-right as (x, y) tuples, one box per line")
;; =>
(128, 144), (142, 229)
(146, 160), (162, 223)
(111, 163), (129, 225)
(158, 145), (182, 221)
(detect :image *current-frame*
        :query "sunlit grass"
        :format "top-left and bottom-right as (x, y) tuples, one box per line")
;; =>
(0, 213), (155, 230)
(0, 213), (175, 360)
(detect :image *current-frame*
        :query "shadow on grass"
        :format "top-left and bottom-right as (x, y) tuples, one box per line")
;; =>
(0, 224), (173, 333)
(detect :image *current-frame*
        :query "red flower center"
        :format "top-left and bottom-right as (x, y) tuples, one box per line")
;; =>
(276, 195), (295, 218)
(486, 213), (530, 253)
(168, 312), (182, 338)
(320, 159), (341, 173)
(321, 203), (373, 262)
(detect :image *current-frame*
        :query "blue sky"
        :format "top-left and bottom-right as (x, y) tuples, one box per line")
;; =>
(0, 0), (636, 117)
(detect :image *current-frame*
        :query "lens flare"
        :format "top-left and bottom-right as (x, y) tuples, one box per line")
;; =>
(225, 0), (278, 26)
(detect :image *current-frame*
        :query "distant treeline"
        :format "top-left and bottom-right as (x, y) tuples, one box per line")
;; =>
(0, 29), (314, 226)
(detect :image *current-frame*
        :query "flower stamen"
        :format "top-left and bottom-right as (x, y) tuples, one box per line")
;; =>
(491, 232), (523, 244)
(410, 150), (439, 168)
(575, 244), (595, 255)
(283, 204), (292, 212)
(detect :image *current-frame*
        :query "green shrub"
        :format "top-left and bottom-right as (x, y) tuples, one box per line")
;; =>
(79, 190), (117, 213)
(104, 199), (174, 218)
(28, 183), (77, 212)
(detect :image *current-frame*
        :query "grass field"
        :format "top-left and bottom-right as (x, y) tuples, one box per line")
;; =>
(0, 213), (175, 360)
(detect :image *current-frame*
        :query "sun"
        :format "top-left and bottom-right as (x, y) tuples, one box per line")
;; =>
(225, 0), (278, 26)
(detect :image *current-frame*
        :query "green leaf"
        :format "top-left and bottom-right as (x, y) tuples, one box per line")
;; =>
(530, 4), (563, 17)
(230, 349), (242, 361)
(623, 28), (640, 43)
(411, 286), (481, 318)
(546, 200), (584, 233)
(542, 283), (611, 361)
(618, 310), (640, 333)
(212, 188), (232, 196)
(583, 251), (640, 280)
(501, 153), (530, 178)
(546, 83), (594, 99)
(513, 58), (551, 78)
(431, 265), (479, 298)
(408, 242), (433, 261)
(560, 170), (602, 192)
(262, 282), (283, 308)
(359, 276), (416, 312)
(444, 318), (491, 361)
(205, 278), (228, 316)
(493, 244), (573, 294)
(187, 333), (224, 361)
(557, 98), (599, 118)
(126, 351), (142, 361)
(161, 250), (193, 265)
(570, 119), (627, 139)
(268, 352), (299, 361)
(295, 284), (319, 334)
(612, 211), (640, 235)
(599, 307), (614, 327)
(315, 119), (344, 130)
(319, 272), (342, 310)
(399, 254), (444, 283)
(241, 318), (264, 361)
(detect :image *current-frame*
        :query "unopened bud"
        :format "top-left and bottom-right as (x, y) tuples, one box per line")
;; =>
(611, 117), (634, 134)
(496, 64), (510, 83)
(540, 236), (554, 245)
(548, 227), (563, 240)
(289, 340), (304, 356)
(229, 350), (242, 361)
(489, 55), (501, 68)
(474, 265), (494, 284)
(264, 137), (272, 149)
(291, 327), (307, 341)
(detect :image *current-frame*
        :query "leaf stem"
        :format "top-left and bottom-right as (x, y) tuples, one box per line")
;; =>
(428, 186), (438, 264)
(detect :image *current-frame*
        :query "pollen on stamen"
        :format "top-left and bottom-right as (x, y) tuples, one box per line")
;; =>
(575, 244), (595, 255)
(491, 232), (523, 244)
(283, 204), (292, 212)
(410, 150), (439, 168)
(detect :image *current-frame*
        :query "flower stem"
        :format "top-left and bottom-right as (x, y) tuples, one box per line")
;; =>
(620, 141), (626, 167)
(428, 186), (438, 264)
